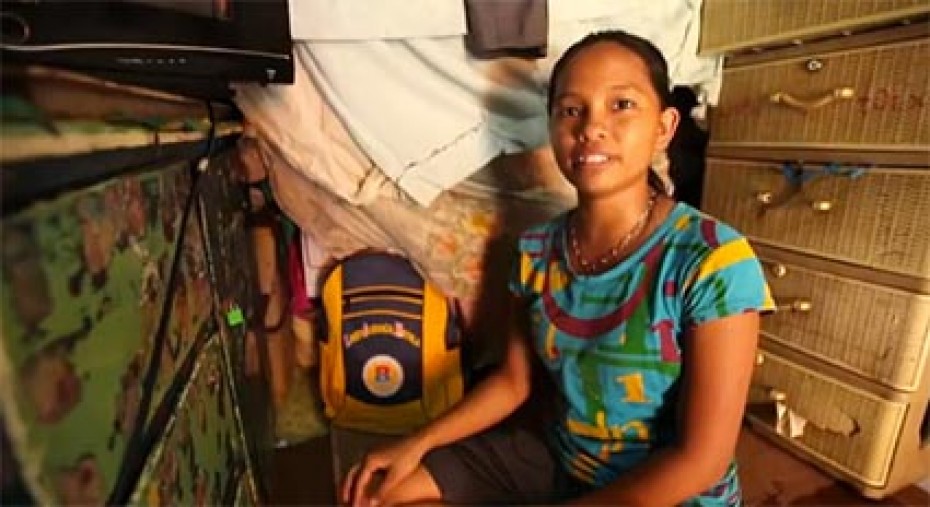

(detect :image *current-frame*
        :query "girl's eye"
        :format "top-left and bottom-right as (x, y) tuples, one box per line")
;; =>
(612, 99), (635, 110)
(557, 105), (582, 118)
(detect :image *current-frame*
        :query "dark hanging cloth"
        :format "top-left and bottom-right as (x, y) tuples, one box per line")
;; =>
(667, 86), (709, 209)
(464, 0), (548, 58)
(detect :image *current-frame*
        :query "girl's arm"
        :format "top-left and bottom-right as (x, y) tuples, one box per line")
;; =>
(569, 311), (760, 507)
(400, 294), (536, 451)
(344, 295), (535, 506)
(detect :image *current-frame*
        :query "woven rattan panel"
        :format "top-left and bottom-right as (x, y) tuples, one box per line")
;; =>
(760, 259), (930, 391)
(700, 0), (929, 54)
(710, 38), (929, 150)
(703, 159), (930, 280)
(749, 352), (907, 487)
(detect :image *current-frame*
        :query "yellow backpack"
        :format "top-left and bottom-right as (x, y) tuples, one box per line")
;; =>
(318, 251), (466, 434)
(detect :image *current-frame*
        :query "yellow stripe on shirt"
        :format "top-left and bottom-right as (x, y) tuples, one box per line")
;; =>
(690, 238), (757, 288)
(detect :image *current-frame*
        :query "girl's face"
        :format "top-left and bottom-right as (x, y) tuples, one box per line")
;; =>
(549, 42), (679, 199)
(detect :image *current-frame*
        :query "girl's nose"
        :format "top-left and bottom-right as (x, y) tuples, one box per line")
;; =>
(578, 117), (607, 142)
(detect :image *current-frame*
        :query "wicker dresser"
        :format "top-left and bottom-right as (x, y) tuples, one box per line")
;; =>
(699, 2), (930, 499)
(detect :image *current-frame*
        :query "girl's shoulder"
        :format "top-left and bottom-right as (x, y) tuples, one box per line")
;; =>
(663, 202), (748, 252)
(517, 213), (569, 254)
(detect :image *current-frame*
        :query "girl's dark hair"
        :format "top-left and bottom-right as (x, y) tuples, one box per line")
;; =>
(547, 30), (673, 112)
(547, 30), (674, 194)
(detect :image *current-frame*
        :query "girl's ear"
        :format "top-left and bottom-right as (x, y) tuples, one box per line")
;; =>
(654, 107), (681, 152)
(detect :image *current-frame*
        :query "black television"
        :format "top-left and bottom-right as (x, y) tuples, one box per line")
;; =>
(0, 0), (294, 98)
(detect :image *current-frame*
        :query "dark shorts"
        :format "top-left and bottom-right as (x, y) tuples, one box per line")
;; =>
(421, 424), (585, 505)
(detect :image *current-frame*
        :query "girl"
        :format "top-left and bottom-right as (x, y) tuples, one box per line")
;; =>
(342, 30), (773, 506)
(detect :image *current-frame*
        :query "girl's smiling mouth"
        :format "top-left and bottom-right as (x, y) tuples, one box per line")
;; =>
(572, 152), (613, 170)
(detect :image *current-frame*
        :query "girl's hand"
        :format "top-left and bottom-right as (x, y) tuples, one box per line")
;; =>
(341, 436), (429, 507)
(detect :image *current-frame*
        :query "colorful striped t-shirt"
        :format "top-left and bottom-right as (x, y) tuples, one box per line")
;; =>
(510, 202), (774, 506)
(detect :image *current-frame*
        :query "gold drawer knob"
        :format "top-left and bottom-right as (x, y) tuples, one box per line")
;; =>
(756, 191), (774, 205)
(755, 353), (765, 366)
(811, 200), (833, 212)
(768, 388), (787, 401)
(776, 298), (813, 313)
(805, 59), (823, 72)
(836, 87), (855, 99)
(764, 261), (788, 278)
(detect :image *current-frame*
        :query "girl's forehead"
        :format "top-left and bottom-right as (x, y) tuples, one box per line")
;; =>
(567, 42), (647, 73)
(554, 43), (651, 90)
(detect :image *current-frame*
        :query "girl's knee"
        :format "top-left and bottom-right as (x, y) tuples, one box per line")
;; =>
(378, 466), (443, 507)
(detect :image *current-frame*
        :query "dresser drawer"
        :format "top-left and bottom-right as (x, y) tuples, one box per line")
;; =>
(710, 37), (929, 151)
(759, 258), (930, 391)
(747, 352), (908, 487)
(702, 159), (930, 281)
(700, 0), (929, 54)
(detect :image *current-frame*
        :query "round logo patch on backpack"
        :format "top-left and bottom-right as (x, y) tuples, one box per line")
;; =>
(361, 354), (404, 398)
